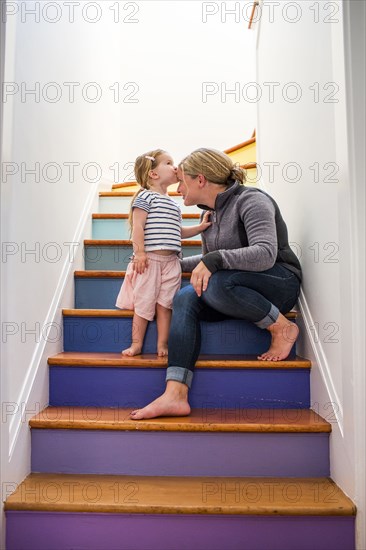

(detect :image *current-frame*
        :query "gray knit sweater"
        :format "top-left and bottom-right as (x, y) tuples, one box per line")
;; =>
(181, 181), (302, 281)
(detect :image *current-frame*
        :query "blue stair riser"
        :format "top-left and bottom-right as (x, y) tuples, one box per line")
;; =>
(92, 218), (201, 240)
(75, 277), (190, 309)
(84, 245), (200, 270)
(31, 430), (329, 477)
(6, 512), (355, 550)
(63, 316), (297, 355)
(49, 367), (309, 409)
(99, 196), (200, 214)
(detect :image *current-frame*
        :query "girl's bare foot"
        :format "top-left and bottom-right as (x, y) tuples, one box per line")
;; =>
(130, 381), (190, 419)
(122, 343), (142, 356)
(258, 314), (299, 362)
(157, 343), (168, 357)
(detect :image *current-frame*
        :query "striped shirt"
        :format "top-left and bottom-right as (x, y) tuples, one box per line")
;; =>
(133, 190), (182, 252)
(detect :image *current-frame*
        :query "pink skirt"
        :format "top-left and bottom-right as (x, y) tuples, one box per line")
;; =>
(116, 252), (181, 321)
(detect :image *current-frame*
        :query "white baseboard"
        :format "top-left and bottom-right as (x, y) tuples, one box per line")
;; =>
(298, 289), (344, 434)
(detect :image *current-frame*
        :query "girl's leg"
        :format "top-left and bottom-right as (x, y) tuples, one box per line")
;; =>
(122, 313), (148, 356)
(156, 303), (171, 357)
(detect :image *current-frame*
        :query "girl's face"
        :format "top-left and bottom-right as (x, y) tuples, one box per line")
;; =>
(154, 154), (178, 185)
(177, 168), (201, 206)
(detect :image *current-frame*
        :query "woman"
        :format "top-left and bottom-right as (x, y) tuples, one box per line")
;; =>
(130, 148), (302, 420)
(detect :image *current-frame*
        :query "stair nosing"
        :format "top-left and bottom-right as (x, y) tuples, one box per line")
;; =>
(74, 271), (192, 278)
(84, 239), (201, 246)
(92, 213), (200, 219)
(48, 352), (310, 370)
(29, 406), (330, 433)
(99, 191), (182, 197)
(62, 308), (298, 319)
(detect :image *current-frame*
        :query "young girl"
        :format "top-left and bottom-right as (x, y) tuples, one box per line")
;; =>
(116, 149), (211, 357)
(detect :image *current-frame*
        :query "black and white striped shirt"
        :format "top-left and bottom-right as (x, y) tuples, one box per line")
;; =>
(133, 190), (182, 252)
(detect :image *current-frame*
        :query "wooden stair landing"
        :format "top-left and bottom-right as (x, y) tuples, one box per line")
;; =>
(30, 407), (329, 433)
(5, 473), (355, 516)
(48, 352), (310, 369)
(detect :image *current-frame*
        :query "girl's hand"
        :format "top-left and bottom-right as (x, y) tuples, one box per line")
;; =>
(199, 211), (212, 232)
(190, 261), (212, 297)
(132, 252), (149, 274)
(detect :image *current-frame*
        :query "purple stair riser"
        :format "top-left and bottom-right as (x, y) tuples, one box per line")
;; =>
(63, 315), (297, 356)
(49, 367), (309, 409)
(31, 430), (330, 477)
(6, 511), (355, 550)
(75, 276), (190, 309)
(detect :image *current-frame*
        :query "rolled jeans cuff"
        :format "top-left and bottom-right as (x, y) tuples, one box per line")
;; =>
(255, 303), (280, 329)
(166, 366), (193, 388)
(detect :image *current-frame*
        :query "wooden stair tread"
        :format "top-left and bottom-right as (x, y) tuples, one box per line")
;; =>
(62, 308), (298, 320)
(5, 474), (355, 515)
(74, 271), (192, 278)
(48, 351), (310, 369)
(92, 213), (199, 219)
(30, 406), (330, 433)
(84, 239), (200, 246)
(100, 191), (181, 197)
(112, 181), (137, 189)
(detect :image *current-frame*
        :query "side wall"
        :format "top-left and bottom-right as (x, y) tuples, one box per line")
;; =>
(0, 2), (122, 545)
(255, 0), (365, 546)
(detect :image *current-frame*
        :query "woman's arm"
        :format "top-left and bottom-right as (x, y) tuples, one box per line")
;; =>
(202, 193), (278, 273)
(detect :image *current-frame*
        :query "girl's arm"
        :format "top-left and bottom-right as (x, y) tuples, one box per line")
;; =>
(181, 211), (211, 239)
(131, 208), (149, 273)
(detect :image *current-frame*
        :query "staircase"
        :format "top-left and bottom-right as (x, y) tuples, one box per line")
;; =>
(4, 148), (356, 549)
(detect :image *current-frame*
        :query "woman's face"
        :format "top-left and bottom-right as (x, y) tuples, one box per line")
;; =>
(177, 168), (200, 206)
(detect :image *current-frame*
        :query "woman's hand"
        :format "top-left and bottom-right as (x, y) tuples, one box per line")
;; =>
(132, 252), (149, 274)
(190, 261), (212, 297)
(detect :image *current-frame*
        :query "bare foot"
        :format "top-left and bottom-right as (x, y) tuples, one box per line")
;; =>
(130, 382), (191, 420)
(157, 343), (168, 357)
(122, 343), (142, 356)
(258, 315), (299, 362)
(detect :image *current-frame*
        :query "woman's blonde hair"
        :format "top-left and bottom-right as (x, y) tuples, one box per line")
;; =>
(128, 149), (166, 229)
(179, 148), (246, 185)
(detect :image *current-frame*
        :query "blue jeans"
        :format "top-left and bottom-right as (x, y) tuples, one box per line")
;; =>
(166, 264), (301, 387)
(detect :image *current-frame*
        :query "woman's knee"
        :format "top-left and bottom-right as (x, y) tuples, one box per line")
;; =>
(173, 285), (201, 313)
(202, 272), (231, 307)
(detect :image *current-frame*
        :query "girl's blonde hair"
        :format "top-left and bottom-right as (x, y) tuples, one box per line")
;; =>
(179, 148), (246, 185)
(128, 149), (166, 229)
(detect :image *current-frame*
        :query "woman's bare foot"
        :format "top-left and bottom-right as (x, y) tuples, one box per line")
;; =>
(130, 381), (190, 420)
(157, 343), (168, 357)
(258, 314), (299, 361)
(122, 343), (142, 356)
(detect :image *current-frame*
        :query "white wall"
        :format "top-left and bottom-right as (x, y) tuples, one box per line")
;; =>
(116, 0), (257, 180)
(255, 0), (365, 546)
(0, 1), (122, 545)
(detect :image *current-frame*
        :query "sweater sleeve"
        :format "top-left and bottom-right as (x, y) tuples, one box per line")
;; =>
(181, 254), (203, 272)
(203, 192), (278, 273)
